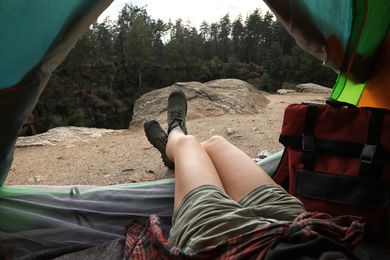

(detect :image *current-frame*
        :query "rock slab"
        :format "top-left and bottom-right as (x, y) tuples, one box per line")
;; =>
(295, 83), (332, 94)
(130, 79), (269, 127)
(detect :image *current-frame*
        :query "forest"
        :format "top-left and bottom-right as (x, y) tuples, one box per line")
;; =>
(27, 4), (337, 135)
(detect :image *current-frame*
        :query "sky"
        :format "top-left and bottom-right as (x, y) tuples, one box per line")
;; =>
(99, 0), (270, 27)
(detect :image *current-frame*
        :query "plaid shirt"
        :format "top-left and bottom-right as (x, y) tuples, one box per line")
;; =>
(124, 212), (364, 259)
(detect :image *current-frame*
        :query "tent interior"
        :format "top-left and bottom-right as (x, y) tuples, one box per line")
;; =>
(0, 0), (389, 259)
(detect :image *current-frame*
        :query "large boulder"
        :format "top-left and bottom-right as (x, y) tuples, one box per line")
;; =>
(129, 79), (269, 127)
(295, 83), (332, 94)
(16, 127), (120, 147)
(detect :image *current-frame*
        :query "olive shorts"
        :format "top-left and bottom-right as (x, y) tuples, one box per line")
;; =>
(168, 184), (305, 252)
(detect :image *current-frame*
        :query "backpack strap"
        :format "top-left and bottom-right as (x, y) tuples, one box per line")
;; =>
(359, 108), (386, 178)
(326, 98), (357, 108)
(301, 104), (318, 171)
(300, 104), (386, 178)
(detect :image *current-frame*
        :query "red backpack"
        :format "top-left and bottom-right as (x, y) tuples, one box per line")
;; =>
(273, 101), (390, 238)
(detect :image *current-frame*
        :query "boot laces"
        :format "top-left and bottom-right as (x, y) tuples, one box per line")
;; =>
(155, 135), (168, 147)
(169, 108), (184, 123)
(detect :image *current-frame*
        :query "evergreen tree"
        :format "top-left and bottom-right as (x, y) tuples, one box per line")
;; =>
(245, 9), (262, 64)
(263, 42), (285, 91)
(231, 15), (246, 62)
(218, 14), (231, 62)
(28, 5), (337, 135)
(125, 15), (153, 89)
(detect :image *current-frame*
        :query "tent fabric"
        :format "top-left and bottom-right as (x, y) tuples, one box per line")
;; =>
(0, 179), (175, 259)
(20, 238), (126, 260)
(0, 155), (280, 259)
(0, 0), (389, 258)
(264, 0), (354, 69)
(265, 0), (390, 108)
(1, 157), (389, 259)
(0, 0), (388, 184)
(0, 0), (113, 89)
(331, 1), (390, 108)
(358, 31), (390, 108)
(0, 0), (114, 185)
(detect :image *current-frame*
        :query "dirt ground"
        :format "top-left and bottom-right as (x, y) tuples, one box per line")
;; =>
(5, 92), (328, 186)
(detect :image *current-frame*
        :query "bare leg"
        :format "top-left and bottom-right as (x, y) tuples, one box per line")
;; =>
(166, 131), (224, 211)
(202, 135), (275, 202)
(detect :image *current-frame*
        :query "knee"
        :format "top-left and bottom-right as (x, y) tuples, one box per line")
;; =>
(176, 134), (198, 147)
(202, 135), (227, 151)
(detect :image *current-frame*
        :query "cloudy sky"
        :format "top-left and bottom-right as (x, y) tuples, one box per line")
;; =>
(99, 0), (270, 27)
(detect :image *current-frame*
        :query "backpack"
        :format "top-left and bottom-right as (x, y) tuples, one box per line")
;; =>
(273, 101), (390, 238)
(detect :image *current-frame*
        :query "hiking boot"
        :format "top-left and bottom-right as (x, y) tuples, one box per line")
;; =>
(144, 119), (174, 169)
(167, 89), (188, 134)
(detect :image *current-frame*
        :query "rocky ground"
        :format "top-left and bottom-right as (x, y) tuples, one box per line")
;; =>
(5, 92), (328, 186)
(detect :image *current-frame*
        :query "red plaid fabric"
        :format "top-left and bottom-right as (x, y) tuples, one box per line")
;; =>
(124, 212), (364, 259)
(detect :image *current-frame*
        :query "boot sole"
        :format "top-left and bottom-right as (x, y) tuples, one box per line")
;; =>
(144, 120), (175, 169)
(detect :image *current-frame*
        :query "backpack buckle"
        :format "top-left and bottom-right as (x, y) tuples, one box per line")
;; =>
(360, 144), (377, 164)
(302, 134), (315, 152)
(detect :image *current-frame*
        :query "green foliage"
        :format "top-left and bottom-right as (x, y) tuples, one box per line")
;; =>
(221, 56), (249, 79)
(291, 46), (336, 87)
(111, 98), (125, 112)
(282, 82), (296, 90)
(259, 72), (272, 92)
(39, 114), (66, 131)
(68, 108), (87, 126)
(98, 85), (114, 100)
(198, 57), (222, 81)
(31, 5), (336, 134)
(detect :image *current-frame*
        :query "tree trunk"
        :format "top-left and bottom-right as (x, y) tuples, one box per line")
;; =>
(138, 68), (142, 88)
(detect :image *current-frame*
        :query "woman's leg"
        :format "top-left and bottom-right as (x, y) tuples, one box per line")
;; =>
(202, 135), (276, 202)
(166, 130), (225, 211)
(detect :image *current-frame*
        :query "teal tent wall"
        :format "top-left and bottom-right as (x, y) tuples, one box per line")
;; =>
(0, 0), (114, 185)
